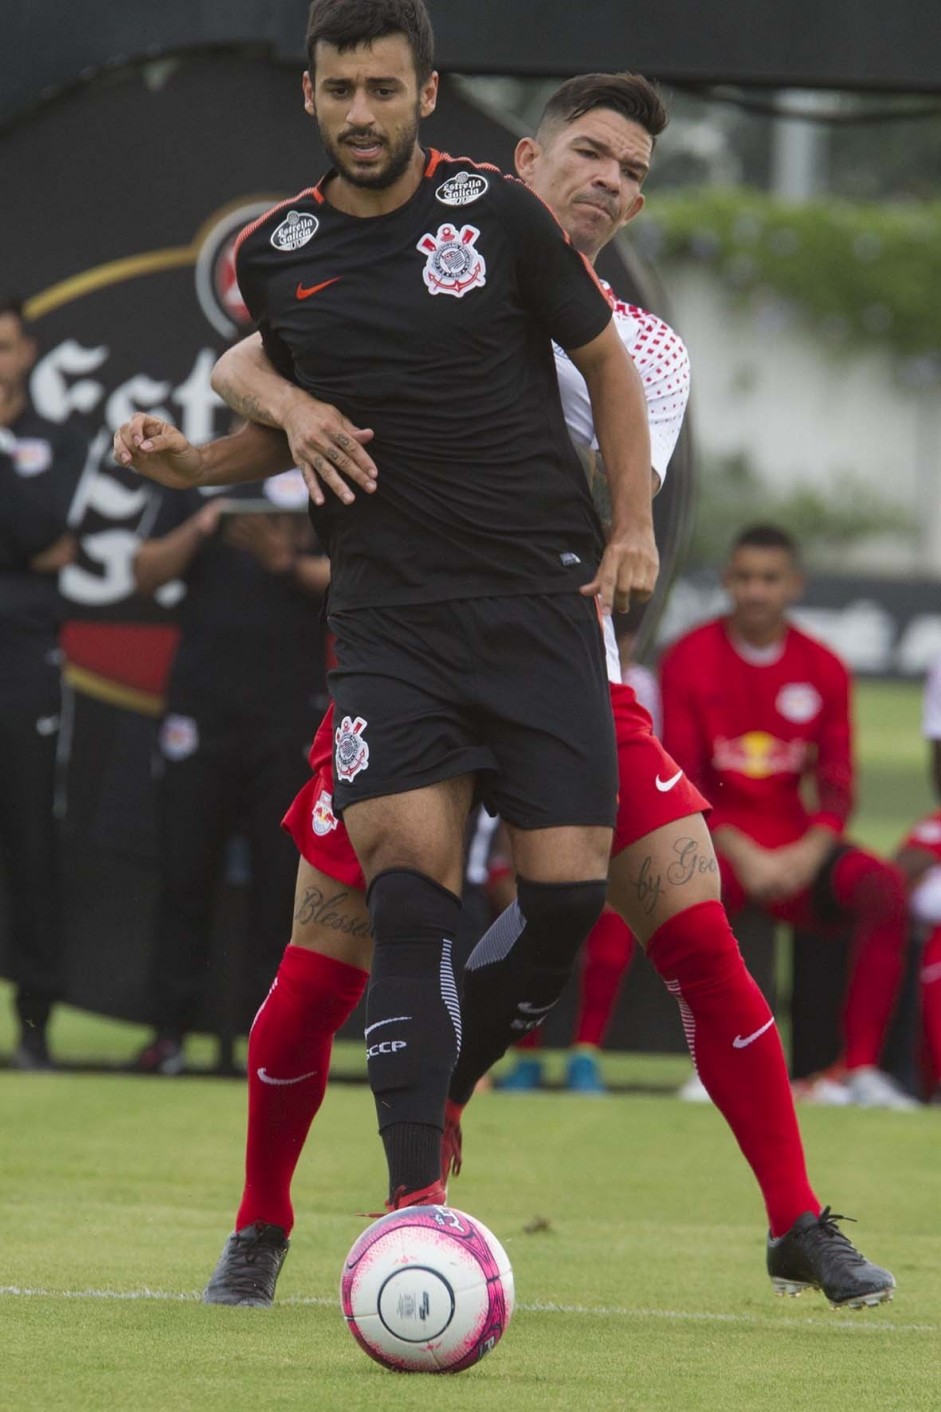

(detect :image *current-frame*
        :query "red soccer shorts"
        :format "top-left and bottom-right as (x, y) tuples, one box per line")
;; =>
(282, 684), (711, 885)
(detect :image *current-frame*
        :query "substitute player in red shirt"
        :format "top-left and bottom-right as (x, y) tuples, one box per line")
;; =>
(895, 812), (941, 1098)
(660, 524), (913, 1110)
(116, 70), (894, 1313)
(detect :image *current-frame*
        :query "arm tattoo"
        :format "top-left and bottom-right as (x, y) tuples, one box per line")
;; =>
(214, 380), (281, 430)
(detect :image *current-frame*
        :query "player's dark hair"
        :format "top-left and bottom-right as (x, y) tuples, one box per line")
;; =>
(306, 0), (435, 81)
(732, 524), (800, 561)
(0, 297), (28, 331)
(536, 72), (668, 145)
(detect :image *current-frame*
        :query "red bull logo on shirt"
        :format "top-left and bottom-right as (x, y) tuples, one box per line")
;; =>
(713, 732), (808, 780)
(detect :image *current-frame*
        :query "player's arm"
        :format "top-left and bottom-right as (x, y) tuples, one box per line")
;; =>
(894, 844), (939, 889)
(114, 416), (293, 489)
(568, 321), (657, 613)
(211, 334), (377, 507)
(134, 499), (228, 595)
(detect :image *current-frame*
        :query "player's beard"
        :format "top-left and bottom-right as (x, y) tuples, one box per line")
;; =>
(320, 103), (421, 190)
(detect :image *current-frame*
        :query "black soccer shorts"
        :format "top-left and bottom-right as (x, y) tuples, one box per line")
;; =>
(327, 593), (617, 830)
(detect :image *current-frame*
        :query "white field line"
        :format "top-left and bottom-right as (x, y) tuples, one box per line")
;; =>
(0, 1285), (934, 1335)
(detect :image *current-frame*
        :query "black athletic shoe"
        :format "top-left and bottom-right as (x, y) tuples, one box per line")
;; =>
(202, 1223), (290, 1307)
(767, 1207), (895, 1309)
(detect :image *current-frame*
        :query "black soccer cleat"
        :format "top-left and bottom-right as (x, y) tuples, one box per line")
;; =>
(767, 1207), (895, 1310)
(201, 1222), (290, 1307)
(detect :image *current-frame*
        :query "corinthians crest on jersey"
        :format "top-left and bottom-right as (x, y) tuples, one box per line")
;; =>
(416, 223), (487, 298)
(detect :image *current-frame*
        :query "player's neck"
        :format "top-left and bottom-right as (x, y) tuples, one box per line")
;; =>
(323, 146), (426, 219)
(728, 617), (789, 656)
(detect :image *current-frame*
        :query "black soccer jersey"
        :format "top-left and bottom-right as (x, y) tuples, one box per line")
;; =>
(234, 151), (613, 611)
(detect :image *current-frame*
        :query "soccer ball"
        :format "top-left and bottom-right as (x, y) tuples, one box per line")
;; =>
(340, 1204), (515, 1373)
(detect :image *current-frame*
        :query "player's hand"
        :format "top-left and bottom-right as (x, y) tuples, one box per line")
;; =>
(280, 396), (377, 508)
(580, 523), (659, 614)
(112, 414), (204, 488)
(737, 847), (797, 903)
(28, 532), (77, 574)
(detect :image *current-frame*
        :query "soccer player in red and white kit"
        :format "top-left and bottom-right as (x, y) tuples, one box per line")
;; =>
(660, 525), (914, 1110)
(895, 812), (941, 1098)
(116, 69), (894, 1312)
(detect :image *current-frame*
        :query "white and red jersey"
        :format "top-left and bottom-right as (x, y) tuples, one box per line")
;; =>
(924, 657), (941, 740)
(899, 812), (941, 926)
(553, 284), (690, 486)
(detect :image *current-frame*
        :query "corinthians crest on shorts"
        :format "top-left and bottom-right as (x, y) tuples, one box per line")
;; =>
(335, 714), (370, 781)
(416, 223), (487, 298)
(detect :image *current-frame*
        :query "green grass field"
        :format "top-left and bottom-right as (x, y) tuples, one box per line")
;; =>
(0, 1070), (938, 1411)
(0, 679), (937, 1409)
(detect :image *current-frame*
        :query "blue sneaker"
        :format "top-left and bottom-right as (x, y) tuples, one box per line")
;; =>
(497, 1058), (543, 1091)
(566, 1051), (606, 1095)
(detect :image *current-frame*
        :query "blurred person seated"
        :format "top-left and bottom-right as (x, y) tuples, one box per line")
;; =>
(895, 812), (941, 1101)
(921, 653), (941, 802)
(133, 473), (329, 1073)
(0, 298), (87, 1070)
(660, 524), (915, 1110)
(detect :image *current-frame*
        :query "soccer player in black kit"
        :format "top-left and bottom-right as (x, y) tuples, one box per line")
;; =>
(213, 0), (658, 1214)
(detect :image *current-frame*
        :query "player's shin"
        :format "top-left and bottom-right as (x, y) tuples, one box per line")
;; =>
(236, 944), (367, 1234)
(448, 876), (607, 1106)
(646, 900), (820, 1237)
(365, 869), (463, 1203)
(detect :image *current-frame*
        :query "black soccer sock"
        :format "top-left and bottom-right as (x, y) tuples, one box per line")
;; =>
(365, 868), (463, 1197)
(449, 875), (607, 1105)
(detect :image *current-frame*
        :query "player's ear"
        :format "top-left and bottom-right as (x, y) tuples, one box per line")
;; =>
(620, 192), (645, 228)
(515, 136), (540, 183)
(302, 70), (315, 116)
(419, 70), (439, 119)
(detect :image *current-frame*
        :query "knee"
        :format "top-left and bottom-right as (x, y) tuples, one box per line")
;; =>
(836, 852), (907, 926)
(367, 868), (461, 947)
(516, 875), (607, 969)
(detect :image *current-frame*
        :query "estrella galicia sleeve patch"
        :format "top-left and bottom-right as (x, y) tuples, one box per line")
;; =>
(435, 171), (489, 207)
(270, 210), (319, 251)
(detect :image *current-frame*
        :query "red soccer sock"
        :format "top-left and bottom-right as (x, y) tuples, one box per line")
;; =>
(235, 945), (367, 1234)
(574, 907), (635, 1047)
(831, 851), (907, 1071)
(646, 900), (819, 1237)
(919, 924), (941, 1094)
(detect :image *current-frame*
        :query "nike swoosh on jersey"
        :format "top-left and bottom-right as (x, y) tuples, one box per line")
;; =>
(731, 1017), (775, 1049)
(654, 769), (683, 792)
(295, 276), (342, 300)
(257, 1067), (320, 1086)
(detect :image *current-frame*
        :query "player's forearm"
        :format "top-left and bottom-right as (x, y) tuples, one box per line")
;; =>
(134, 519), (210, 596)
(581, 348), (654, 537)
(198, 422), (294, 487)
(711, 825), (765, 870)
(211, 336), (305, 432)
(291, 553), (331, 596)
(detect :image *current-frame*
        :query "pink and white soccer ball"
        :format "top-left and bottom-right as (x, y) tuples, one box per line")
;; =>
(340, 1204), (515, 1373)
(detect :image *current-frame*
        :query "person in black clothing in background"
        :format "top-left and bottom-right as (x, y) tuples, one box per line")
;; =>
(133, 472), (330, 1073)
(0, 298), (88, 1070)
